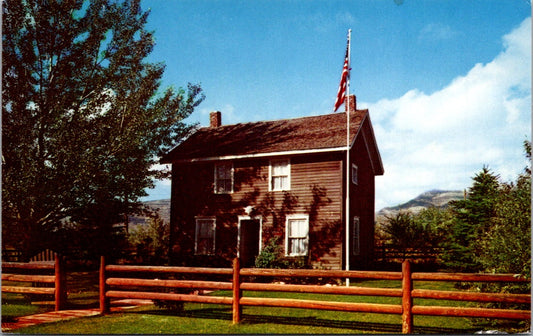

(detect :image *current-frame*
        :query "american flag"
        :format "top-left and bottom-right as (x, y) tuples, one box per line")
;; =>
(334, 41), (350, 112)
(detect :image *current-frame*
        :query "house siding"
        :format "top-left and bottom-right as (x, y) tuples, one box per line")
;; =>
(169, 152), (345, 269)
(348, 118), (376, 269)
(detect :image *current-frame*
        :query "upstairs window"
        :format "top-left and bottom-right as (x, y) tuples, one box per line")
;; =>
(285, 215), (309, 256)
(215, 162), (233, 194)
(352, 164), (358, 185)
(195, 217), (216, 255)
(270, 159), (290, 191)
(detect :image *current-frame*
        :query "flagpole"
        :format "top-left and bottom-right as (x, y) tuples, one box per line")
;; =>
(345, 28), (351, 287)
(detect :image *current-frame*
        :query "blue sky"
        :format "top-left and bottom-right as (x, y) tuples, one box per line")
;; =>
(141, 0), (531, 209)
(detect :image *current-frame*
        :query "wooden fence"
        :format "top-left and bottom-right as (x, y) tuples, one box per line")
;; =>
(2, 254), (67, 311)
(99, 257), (530, 333)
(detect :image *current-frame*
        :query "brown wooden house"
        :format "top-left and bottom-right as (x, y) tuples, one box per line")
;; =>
(161, 96), (384, 269)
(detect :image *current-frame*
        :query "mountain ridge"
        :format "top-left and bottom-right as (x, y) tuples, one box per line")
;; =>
(377, 189), (464, 218)
(135, 190), (465, 226)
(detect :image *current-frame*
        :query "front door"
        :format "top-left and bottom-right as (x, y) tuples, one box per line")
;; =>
(239, 219), (261, 267)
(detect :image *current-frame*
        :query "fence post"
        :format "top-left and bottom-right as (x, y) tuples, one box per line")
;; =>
(54, 253), (66, 311)
(100, 255), (109, 314)
(402, 260), (413, 334)
(232, 257), (242, 324)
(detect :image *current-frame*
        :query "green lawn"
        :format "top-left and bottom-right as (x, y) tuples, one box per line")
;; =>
(7, 279), (529, 334)
(2, 271), (100, 320)
(11, 302), (481, 334)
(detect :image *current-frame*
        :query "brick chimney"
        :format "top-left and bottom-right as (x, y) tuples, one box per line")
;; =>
(345, 95), (356, 112)
(210, 111), (221, 128)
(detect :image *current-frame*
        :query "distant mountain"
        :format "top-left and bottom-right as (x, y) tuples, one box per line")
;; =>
(377, 190), (464, 219)
(131, 191), (464, 229)
(143, 199), (171, 223)
(128, 199), (170, 228)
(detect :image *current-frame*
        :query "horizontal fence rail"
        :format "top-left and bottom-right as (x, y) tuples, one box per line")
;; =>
(99, 257), (530, 333)
(2, 254), (67, 310)
(99, 256), (235, 314)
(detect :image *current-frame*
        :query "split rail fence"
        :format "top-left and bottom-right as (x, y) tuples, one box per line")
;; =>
(2, 254), (67, 311)
(99, 257), (530, 333)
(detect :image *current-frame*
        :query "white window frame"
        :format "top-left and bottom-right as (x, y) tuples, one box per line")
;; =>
(214, 162), (234, 194)
(352, 216), (360, 256)
(195, 217), (216, 255)
(351, 163), (358, 185)
(269, 158), (291, 191)
(285, 214), (309, 257)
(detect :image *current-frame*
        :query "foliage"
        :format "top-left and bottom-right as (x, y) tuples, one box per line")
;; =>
(472, 141), (531, 278)
(128, 212), (170, 265)
(2, 0), (204, 259)
(153, 299), (184, 312)
(380, 207), (451, 257)
(474, 177), (531, 277)
(441, 142), (531, 276)
(255, 236), (307, 269)
(442, 167), (501, 272)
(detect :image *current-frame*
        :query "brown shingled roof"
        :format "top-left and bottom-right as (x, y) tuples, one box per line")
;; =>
(161, 110), (368, 163)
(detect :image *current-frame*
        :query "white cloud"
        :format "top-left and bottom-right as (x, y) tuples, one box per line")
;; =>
(367, 18), (531, 210)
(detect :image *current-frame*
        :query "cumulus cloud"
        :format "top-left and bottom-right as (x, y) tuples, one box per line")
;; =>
(367, 18), (531, 210)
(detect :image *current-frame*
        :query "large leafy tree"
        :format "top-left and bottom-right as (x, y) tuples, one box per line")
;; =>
(2, 0), (204, 258)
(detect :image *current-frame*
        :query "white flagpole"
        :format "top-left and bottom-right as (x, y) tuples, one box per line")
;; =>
(345, 28), (351, 287)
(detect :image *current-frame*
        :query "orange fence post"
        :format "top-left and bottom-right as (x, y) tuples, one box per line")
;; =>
(54, 253), (66, 311)
(232, 258), (242, 324)
(100, 256), (109, 314)
(402, 260), (413, 334)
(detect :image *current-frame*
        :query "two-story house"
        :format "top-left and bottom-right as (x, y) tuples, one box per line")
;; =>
(161, 96), (383, 270)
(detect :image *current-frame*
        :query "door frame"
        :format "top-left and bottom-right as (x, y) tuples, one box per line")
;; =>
(237, 215), (263, 259)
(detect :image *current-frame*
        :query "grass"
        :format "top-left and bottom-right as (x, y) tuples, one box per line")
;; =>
(1, 293), (49, 321)
(7, 278), (529, 334)
(2, 271), (100, 320)
(12, 302), (481, 334)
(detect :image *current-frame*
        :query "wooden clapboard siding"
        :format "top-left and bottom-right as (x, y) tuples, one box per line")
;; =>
(170, 152), (346, 269)
(349, 120), (377, 268)
(286, 154), (344, 269)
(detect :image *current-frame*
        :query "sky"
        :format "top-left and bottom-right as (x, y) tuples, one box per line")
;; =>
(140, 0), (531, 210)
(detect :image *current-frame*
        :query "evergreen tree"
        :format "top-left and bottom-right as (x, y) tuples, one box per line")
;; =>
(474, 141), (531, 277)
(443, 167), (500, 272)
(2, 0), (204, 259)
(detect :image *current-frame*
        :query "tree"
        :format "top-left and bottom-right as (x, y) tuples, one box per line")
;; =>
(2, 0), (204, 259)
(474, 141), (531, 277)
(128, 213), (170, 265)
(380, 208), (450, 260)
(443, 167), (500, 272)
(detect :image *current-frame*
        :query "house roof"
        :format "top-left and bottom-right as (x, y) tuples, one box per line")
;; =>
(161, 109), (383, 175)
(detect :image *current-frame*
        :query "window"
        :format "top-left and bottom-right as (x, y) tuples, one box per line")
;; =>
(285, 215), (309, 256)
(270, 159), (290, 191)
(214, 162), (233, 194)
(195, 217), (216, 255)
(352, 216), (360, 256)
(351, 164), (358, 185)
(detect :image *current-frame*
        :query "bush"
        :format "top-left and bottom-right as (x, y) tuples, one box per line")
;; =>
(153, 299), (185, 312)
(255, 237), (308, 269)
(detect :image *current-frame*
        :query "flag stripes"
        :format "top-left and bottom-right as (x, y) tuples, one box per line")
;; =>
(334, 41), (350, 112)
